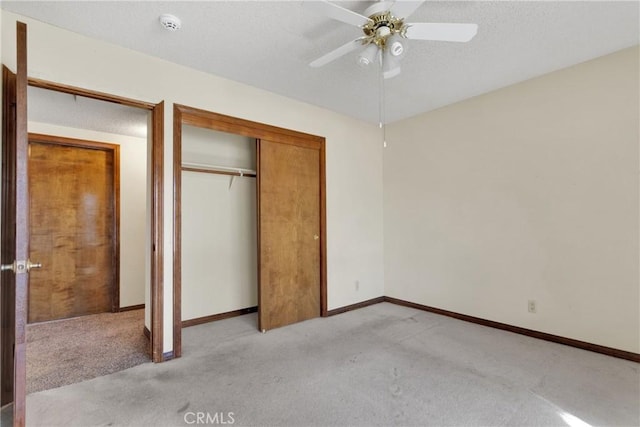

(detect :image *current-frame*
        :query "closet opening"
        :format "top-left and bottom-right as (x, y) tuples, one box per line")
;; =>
(173, 104), (327, 358)
(180, 125), (258, 327)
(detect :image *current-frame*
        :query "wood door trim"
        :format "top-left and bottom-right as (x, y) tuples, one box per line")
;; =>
(28, 133), (121, 313)
(319, 140), (327, 317)
(28, 78), (156, 110)
(175, 104), (323, 148)
(29, 133), (121, 151)
(173, 104), (328, 356)
(151, 102), (164, 362)
(255, 139), (262, 330)
(26, 78), (165, 363)
(172, 106), (182, 358)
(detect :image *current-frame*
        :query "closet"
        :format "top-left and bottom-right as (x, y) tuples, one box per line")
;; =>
(174, 105), (327, 356)
(181, 125), (257, 323)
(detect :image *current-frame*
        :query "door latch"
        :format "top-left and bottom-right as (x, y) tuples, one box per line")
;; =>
(1, 259), (42, 274)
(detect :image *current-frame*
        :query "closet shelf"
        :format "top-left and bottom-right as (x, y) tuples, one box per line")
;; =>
(182, 162), (256, 177)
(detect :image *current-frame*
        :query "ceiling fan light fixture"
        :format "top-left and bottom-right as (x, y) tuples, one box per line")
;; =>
(390, 40), (403, 56)
(357, 43), (379, 67)
(387, 34), (405, 58)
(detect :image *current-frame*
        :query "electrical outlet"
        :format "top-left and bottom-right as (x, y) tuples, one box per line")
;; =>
(528, 300), (537, 313)
(355, 280), (360, 291)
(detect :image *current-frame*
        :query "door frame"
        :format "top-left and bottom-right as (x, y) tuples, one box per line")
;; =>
(172, 104), (327, 358)
(27, 78), (166, 362)
(28, 133), (121, 317)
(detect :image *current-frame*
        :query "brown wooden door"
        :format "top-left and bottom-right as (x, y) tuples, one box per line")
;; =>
(257, 138), (321, 331)
(28, 138), (117, 323)
(1, 22), (29, 427)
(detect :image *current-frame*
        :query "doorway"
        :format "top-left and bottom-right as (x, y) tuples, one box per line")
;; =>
(25, 78), (165, 363)
(23, 86), (155, 392)
(173, 104), (327, 358)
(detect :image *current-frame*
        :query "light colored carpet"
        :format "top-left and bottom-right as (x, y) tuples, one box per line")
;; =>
(26, 302), (639, 426)
(27, 309), (150, 393)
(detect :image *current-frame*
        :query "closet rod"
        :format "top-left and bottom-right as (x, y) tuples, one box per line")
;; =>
(181, 162), (256, 178)
(182, 167), (256, 178)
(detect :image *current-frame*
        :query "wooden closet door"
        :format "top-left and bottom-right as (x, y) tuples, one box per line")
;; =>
(257, 138), (321, 331)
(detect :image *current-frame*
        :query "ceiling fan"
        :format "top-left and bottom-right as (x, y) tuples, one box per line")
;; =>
(307, 0), (478, 79)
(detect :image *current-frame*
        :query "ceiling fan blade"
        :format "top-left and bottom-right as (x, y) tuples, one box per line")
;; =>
(390, 0), (426, 19)
(403, 23), (478, 42)
(305, 0), (373, 27)
(310, 38), (366, 68)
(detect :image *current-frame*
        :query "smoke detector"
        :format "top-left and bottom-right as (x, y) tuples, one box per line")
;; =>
(159, 14), (181, 32)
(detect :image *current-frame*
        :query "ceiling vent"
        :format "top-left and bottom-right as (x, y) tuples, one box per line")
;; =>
(159, 14), (181, 32)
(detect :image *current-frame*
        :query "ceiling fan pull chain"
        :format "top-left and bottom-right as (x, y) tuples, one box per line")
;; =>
(379, 51), (387, 149)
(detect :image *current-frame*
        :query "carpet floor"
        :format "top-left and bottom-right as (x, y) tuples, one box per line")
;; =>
(25, 303), (639, 426)
(26, 309), (150, 394)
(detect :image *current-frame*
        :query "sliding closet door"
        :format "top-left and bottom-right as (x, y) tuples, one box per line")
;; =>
(257, 138), (321, 331)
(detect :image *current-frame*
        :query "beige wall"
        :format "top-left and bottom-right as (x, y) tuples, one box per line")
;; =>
(28, 122), (148, 309)
(2, 11), (385, 352)
(384, 47), (639, 353)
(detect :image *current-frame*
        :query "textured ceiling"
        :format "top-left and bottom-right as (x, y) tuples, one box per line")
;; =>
(3, 1), (639, 128)
(28, 86), (150, 138)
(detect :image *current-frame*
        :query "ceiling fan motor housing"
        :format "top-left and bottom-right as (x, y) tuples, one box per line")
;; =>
(363, 10), (404, 50)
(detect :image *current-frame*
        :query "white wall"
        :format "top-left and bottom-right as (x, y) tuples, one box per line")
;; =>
(384, 47), (639, 353)
(1, 10), (384, 352)
(181, 126), (257, 320)
(28, 122), (148, 309)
